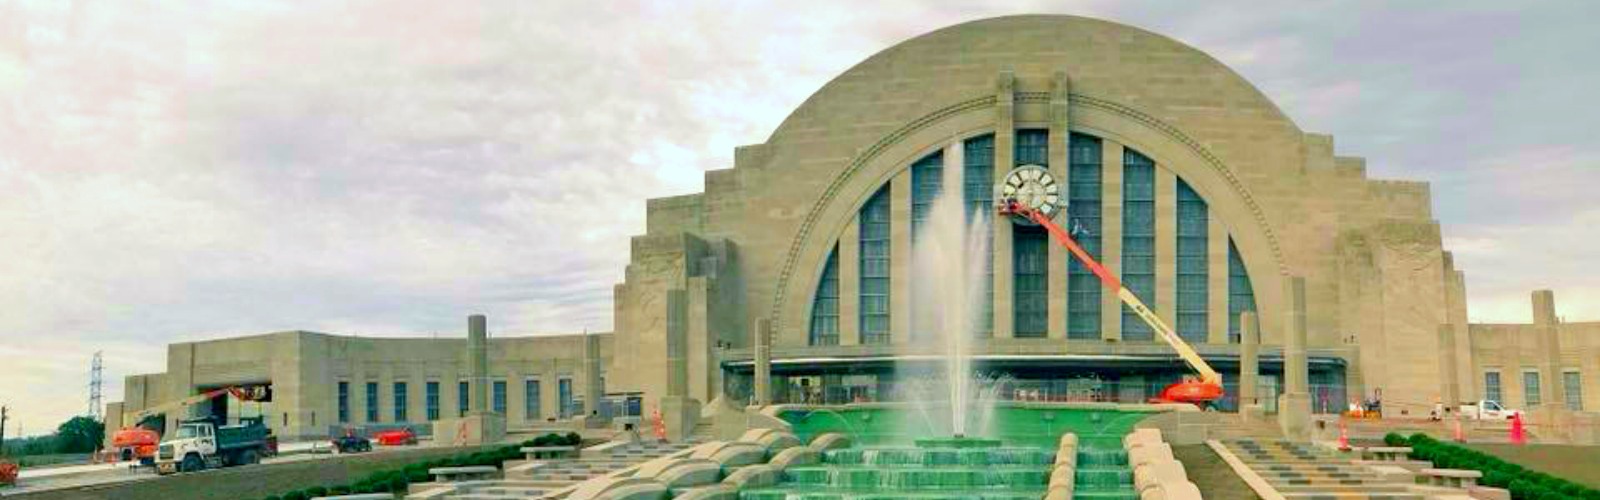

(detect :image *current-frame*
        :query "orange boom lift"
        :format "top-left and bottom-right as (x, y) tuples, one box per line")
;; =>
(998, 197), (1224, 407)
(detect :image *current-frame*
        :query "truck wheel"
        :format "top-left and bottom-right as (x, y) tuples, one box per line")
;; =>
(181, 454), (203, 473)
(241, 449), (259, 465)
(120, 448), (134, 462)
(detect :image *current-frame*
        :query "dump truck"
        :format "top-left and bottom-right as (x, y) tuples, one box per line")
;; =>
(155, 415), (273, 474)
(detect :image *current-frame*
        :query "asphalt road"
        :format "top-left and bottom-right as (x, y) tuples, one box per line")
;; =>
(3, 444), (493, 500)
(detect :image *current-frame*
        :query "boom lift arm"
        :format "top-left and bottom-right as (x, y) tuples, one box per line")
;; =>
(999, 199), (1223, 404)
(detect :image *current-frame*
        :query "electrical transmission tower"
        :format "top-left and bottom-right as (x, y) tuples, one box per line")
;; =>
(88, 351), (104, 420)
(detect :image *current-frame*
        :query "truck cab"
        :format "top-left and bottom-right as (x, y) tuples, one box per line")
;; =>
(157, 422), (220, 474)
(1460, 400), (1523, 420)
(155, 416), (270, 474)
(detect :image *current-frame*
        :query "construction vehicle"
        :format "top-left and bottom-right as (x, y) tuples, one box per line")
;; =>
(997, 169), (1224, 407)
(155, 415), (272, 474)
(110, 385), (273, 465)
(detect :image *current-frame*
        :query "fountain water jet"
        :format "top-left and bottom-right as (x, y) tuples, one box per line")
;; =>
(907, 143), (992, 438)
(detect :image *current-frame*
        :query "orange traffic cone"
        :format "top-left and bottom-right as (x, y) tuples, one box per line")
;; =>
(1453, 418), (1465, 443)
(1338, 420), (1352, 451)
(1509, 412), (1526, 445)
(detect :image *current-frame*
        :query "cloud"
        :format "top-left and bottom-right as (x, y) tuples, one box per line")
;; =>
(0, 0), (1595, 430)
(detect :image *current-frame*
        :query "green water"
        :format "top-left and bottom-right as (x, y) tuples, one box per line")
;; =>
(739, 405), (1152, 500)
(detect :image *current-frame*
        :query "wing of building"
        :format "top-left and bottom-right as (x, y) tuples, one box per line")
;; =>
(107, 15), (1596, 442)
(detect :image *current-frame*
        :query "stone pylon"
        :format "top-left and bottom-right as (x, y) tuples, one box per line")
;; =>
(1278, 277), (1312, 440)
(1239, 311), (1263, 421)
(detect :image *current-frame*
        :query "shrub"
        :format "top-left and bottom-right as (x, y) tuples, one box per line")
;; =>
(1407, 433), (1600, 500)
(281, 491), (308, 500)
(566, 432), (582, 445)
(1383, 432), (1406, 447)
(304, 486), (327, 497)
(262, 496), (280, 500)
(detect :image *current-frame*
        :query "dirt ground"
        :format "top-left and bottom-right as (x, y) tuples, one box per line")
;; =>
(1465, 443), (1600, 489)
(1173, 444), (1257, 500)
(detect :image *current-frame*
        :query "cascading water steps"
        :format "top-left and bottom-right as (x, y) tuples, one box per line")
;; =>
(1070, 447), (1138, 500)
(738, 439), (1052, 500)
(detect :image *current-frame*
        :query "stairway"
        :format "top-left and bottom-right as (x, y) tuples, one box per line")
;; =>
(431, 441), (698, 499)
(1221, 440), (1421, 499)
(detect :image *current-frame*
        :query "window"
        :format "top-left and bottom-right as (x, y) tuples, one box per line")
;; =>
(1564, 371), (1582, 411)
(1013, 227), (1048, 338)
(859, 186), (891, 344)
(1228, 240), (1257, 343)
(809, 246), (840, 346)
(525, 379), (542, 420)
(426, 382), (440, 421)
(393, 381), (408, 422)
(1484, 371), (1502, 403)
(964, 135), (995, 336)
(1015, 129), (1048, 165)
(1523, 370), (1541, 407)
(1067, 133), (1102, 339)
(365, 381), (379, 423)
(337, 381), (349, 423)
(458, 380), (469, 416)
(493, 380), (507, 415)
(910, 152), (943, 340)
(1175, 179), (1208, 342)
(911, 152), (943, 238)
(559, 378), (574, 418)
(1121, 150), (1156, 341)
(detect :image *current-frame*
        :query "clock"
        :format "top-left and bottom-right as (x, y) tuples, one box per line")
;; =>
(999, 165), (1061, 223)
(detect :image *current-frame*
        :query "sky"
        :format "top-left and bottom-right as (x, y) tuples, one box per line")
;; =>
(1, 0), (1596, 434)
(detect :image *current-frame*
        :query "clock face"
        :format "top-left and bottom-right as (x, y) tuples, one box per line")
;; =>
(1000, 165), (1061, 222)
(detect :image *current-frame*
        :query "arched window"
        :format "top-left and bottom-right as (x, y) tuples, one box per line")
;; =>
(809, 246), (839, 346)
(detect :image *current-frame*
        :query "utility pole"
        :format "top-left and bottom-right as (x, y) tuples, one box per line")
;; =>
(89, 351), (104, 420)
(1, 405), (8, 456)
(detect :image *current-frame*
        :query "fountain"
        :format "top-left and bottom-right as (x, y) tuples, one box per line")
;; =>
(736, 150), (1157, 500)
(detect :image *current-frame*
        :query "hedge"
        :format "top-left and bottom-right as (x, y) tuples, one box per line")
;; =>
(1401, 433), (1600, 500)
(257, 432), (582, 500)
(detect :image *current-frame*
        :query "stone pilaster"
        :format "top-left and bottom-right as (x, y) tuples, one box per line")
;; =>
(753, 317), (772, 406)
(1437, 324), (1460, 406)
(890, 169), (912, 343)
(468, 314), (489, 415)
(1046, 71), (1070, 340)
(838, 218), (861, 345)
(1534, 290), (1565, 409)
(1099, 142), (1124, 341)
(1154, 168), (1177, 326)
(1207, 216), (1229, 344)
(665, 290), (689, 398)
(1279, 276), (1311, 439)
(582, 331), (603, 419)
(992, 70), (1016, 339)
(1240, 311), (1263, 421)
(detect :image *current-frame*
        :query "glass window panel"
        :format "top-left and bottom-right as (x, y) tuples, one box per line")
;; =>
(860, 187), (891, 344)
(964, 135), (995, 336)
(1564, 372), (1582, 411)
(810, 246), (841, 349)
(1484, 372), (1502, 403)
(1228, 240), (1257, 343)
(393, 381), (408, 422)
(525, 379), (542, 420)
(1014, 228), (1048, 338)
(426, 381), (439, 421)
(1523, 371), (1542, 407)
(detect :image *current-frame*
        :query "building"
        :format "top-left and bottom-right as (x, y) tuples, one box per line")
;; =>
(107, 15), (1594, 441)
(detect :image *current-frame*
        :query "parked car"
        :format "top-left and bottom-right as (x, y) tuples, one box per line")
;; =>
(331, 432), (372, 453)
(374, 427), (418, 446)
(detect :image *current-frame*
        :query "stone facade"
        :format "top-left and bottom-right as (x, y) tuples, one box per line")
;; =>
(110, 330), (611, 440)
(109, 15), (1598, 441)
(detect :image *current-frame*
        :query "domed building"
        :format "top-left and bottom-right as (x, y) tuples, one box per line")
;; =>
(108, 15), (1600, 444)
(611, 14), (1469, 419)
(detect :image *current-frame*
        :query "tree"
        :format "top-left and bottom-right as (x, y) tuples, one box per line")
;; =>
(55, 416), (104, 454)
